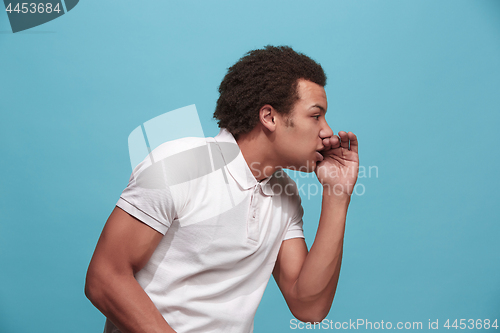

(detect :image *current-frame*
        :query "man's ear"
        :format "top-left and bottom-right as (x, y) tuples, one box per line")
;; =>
(259, 105), (278, 132)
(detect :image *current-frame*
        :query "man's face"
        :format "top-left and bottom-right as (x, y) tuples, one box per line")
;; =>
(273, 79), (333, 172)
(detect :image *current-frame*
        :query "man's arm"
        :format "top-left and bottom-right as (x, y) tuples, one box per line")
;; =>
(273, 131), (358, 322)
(85, 207), (176, 333)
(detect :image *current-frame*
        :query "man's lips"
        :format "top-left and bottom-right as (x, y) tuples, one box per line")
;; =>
(316, 151), (324, 162)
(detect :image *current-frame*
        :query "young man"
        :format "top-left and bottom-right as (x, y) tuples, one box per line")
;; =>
(85, 45), (359, 333)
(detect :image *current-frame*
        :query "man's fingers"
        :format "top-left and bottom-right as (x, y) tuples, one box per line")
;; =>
(334, 131), (358, 153)
(321, 137), (330, 150)
(321, 132), (358, 152)
(324, 135), (339, 150)
(347, 132), (358, 153)
(338, 131), (350, 149)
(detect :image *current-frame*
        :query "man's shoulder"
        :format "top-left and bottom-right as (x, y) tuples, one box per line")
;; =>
(132, 136), (210, 177)
(152, 136), (209, 159)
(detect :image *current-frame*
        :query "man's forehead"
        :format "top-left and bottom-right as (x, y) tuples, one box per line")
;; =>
(297, 79), (326, 97)
(296, 80), (327, 108)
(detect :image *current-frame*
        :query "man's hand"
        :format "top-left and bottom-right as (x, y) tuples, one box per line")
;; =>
(315, 131), (359, 196)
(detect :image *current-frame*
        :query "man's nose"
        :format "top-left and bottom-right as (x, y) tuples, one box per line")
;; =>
(319, 120), (334, 139)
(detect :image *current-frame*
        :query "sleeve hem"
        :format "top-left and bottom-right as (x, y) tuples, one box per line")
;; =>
(116, 197), (169, 235)
(283, 229), (305, 241)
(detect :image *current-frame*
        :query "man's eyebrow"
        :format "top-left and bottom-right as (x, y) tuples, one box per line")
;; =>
(311, 104), (327, 114)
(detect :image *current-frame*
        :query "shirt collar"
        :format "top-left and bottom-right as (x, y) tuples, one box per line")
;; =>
(213, 128), (276, 196)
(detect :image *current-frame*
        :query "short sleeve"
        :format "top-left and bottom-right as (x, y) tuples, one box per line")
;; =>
(117, 160), (177, 235)
(281, 175), (305, 241)
(284, 200), (304, 240)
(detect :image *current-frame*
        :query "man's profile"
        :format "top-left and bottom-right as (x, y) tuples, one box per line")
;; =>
(85, 45), (359, 333)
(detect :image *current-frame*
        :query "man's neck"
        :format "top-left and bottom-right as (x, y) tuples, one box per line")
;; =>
(236, 127), (279, 181)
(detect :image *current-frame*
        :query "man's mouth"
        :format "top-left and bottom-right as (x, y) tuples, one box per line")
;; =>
(316, 151), (324, 162)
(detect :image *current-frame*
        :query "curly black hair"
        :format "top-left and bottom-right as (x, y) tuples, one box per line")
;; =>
(213, 45), (327, 138)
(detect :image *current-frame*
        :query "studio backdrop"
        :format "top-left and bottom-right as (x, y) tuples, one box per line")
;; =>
(1, 1), (499, 332)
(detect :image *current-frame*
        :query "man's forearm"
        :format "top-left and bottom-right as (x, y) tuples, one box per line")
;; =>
(85, 271), (176, 333)
(291, 193), (350, 319)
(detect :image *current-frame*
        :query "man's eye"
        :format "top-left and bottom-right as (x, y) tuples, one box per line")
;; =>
(313, 115), (320, 120)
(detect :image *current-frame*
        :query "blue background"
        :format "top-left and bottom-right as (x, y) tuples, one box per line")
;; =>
(1, 0), (499, 332)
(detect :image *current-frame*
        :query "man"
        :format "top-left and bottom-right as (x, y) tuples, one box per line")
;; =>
(85, 45), (359, 333)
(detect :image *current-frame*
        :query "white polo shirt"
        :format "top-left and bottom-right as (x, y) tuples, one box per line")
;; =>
(106, 129), (304, 333)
